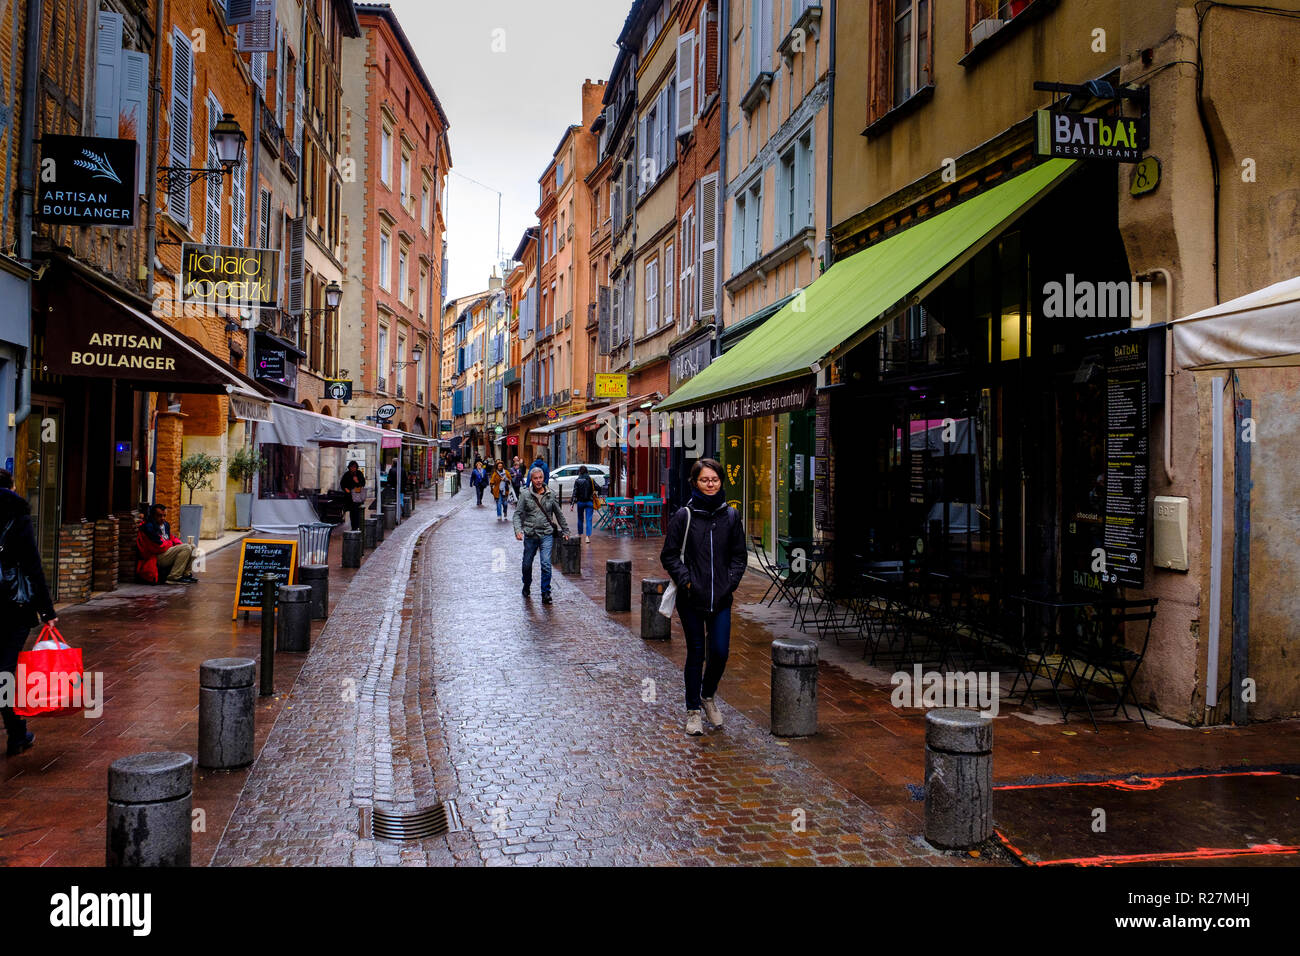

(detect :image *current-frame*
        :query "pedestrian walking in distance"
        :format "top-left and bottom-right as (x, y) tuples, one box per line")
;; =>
(570, 465), (598, 544)
(340, 460), (367, 531)
(0, 469), (57, 757)
(660, 458), (747, 736)
(513, 466), (570, 605)
(491, 460), (511, 522)
(471, 459), (488, 507)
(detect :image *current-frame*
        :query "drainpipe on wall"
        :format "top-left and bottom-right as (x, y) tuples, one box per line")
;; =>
(822, 0), (836, 272)
(13, 0), (44, 432)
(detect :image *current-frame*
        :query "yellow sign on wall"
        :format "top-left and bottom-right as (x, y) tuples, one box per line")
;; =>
(594, 373), (629, 399)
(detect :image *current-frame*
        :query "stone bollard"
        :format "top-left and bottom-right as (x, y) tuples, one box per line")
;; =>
(605, 559), (631, 613)
(198, 658), (256, 769)
(298, 563), (329, 620)
(559, 535), (581, 574)
(771, 638), (818, 737)
(342, 530), (362, 568)
(641, 579), (671, 640)
(383, 501), (397, 531)
(276, 584), (313, 652)
(924, 708), (993, 849)
(364, 516), (379, 549)
(401, 495), (412, 518)
(106, 752), (193, 867)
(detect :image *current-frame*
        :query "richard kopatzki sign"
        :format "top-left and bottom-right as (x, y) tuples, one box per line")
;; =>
(181, 243), (280, 308)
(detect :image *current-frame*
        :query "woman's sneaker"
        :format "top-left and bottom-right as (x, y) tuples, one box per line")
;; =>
(685, 711), (704, 736)
(701, 698), (722, 727)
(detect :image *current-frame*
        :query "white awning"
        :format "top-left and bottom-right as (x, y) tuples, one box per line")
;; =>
(1172, 275), (1300, 369)
(227, 386), (273, 422)
(257, 403), (383, 447)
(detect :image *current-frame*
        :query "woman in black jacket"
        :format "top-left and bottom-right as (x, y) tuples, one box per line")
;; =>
(0, 470), (57, 757)
(660, 458), (747, 736)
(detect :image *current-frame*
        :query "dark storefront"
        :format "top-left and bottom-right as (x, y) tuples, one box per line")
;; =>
(832, 162), (1140, 601)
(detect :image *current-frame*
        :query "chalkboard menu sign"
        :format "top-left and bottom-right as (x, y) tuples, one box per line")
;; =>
(814, 391), (832, 530)
(232, 538), (298, 619)
(1104, 338), (1149, 588)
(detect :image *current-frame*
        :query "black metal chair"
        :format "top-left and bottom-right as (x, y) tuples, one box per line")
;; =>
(1062, 599), (1159, 730)
(751, 535), (794, 607)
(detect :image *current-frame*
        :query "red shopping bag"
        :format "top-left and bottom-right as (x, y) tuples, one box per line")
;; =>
(14, 623), (85, 717)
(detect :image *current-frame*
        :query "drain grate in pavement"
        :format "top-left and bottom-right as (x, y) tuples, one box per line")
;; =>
(366, 800), (462, 842)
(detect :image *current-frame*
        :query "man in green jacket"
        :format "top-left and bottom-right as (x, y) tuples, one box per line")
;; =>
(513, 466), (570, 604)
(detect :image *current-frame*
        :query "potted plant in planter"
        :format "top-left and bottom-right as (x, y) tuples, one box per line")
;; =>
(178, 452), (222, 544)
(228, 445), (265, 529)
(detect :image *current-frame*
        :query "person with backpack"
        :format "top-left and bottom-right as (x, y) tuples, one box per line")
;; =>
(0, 469), (56, 757)
(660, 458), (747, 737)
(570, 465), (599, 544)
(513, 466), (570, 605)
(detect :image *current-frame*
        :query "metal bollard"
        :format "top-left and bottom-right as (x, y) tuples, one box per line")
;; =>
(924, 708), (993, 849)
(276, 584), (313, 652)
(771, 638), (818, 737)
(559, 535), (581, 574)
(298, 563), (329, 620)
(640, 579), (671, 640)
(605, 559), (631, 613)
(106, 752), (193, 867)
(401, 495), (412, 518)
(383, 502), (397, 531)
(198, 658), (256, 769)
(342, 530), (362, 568)
(364, 516), (379, 549)
(259, 572), (276, 696)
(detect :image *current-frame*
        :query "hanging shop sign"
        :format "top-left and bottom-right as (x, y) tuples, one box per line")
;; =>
(1129, 156), (1161, 197)
(37, 135), (138, 226)
(1103, 337), (1149, 588)
(439, 420), (453, 433)
(255, 350), (285, 380)
(594, 372), (629, 399)
(229, 394), (273, 422)
(180, 243), (280, 308)
(507, 436), (519, 446)
(375, 403), (397, 424)
(1035, 110), (1148, 162)
(669, 336), (715, 393)
(325, 379), (353, 403)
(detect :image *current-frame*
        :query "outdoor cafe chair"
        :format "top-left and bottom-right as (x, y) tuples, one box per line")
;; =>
(752, 536), (794, 607)
(635, 497), (664, 536)
(609, 498), (637, 537)
(1060, 598), (1159, 731)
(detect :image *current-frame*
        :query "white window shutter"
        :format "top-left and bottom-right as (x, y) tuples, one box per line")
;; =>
(168, 30), (193, 221)
(664, 245), (674, 327)
(231, 155), (246, 246)
(93, 12), (124, 138)
(259, 190), (271, 247)
(120, 50), (149, 192)
(287, 216), (306, 315)
(699, 175), (718, 319)
(294, 71), (304, 153)
(205, 96), (223, 245)
(676, 32), (694, 136)
(251, 50), (265, 90)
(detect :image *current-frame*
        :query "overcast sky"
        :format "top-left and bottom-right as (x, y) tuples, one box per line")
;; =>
(392, 0), (631, 301)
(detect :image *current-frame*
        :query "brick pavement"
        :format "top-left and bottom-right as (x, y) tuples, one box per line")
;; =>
(215, 498), (959, 866)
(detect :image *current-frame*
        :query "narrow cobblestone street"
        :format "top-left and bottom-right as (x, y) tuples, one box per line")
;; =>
(214, 496), (953, 866)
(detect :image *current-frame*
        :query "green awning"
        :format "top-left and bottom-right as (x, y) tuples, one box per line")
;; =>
(658, 158), (1077, 413)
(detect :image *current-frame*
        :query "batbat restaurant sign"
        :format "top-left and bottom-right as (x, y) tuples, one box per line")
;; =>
(37, 135), (138, 226)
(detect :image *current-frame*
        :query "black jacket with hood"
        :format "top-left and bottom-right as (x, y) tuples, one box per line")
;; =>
(0, 488), (55, 628)
(660, 492), (747, 614)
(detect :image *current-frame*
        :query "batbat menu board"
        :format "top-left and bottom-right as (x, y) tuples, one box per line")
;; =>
(232, 538), (298, 619)
(1104, 338), (1149, 588)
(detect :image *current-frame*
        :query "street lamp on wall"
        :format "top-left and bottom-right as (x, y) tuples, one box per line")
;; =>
(158, 113), (247, 192)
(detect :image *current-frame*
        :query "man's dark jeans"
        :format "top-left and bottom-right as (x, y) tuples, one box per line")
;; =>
(521, 533), (555, 595)
(0, 622), (32, 742)
(678, 603), (731, 710)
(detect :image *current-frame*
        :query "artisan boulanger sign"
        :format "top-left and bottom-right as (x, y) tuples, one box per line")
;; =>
(68, 331), (177, 372)
(1036, 109), (1148, 162)
(37, 135), (138, 225)
(698, 377), (815, 425)
(181, 243), (279, 308)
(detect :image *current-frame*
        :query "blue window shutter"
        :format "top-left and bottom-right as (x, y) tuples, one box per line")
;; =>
(94, 12), (124, 138)
(120, 50), (149, 192)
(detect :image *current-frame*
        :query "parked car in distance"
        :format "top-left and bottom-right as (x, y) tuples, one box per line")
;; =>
(548, 464), (609, 502)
